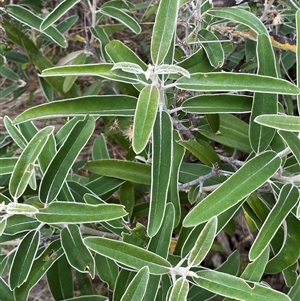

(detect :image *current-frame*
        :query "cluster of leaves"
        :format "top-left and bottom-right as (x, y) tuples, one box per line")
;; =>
(0, 0), (300, 300)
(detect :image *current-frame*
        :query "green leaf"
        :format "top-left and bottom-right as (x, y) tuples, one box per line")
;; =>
(120, 181), (135, 217)
(283, 261), (298, 287)
(61, 224), (95, 277)
(6, 4), (67, 47)
(14, 240), (64, 301)
(168, 277), (189, 301)
(39, 116), (95, 203)
(178, 139), (221, 167)
(0, 278), (14, 301)
(0, 218), (7, 236)
(40, 63), (139, 84)
(40, 0), (81, 31)
(176, 73), (300, 94)
(13, 95), (137, 124)
(0, 158), (18, 175)
(92, 134), (110, 160)
(9, 230), (40, 289)
(183, 151), (281, 227)
(83, 237), (172, 275)
(199, 113), (251, 152)
(198, 29), (224, 68)
(194, 270), (290, 301)
(188, 217), (217, 267)
(36, 202), (127, 224)
(9, 127), (53, 199)
(240, 246), (269, 282)
(148, 203), (175, 258)
(255, 115), (300, 132)
(148, 111), (173, 237)
(86, 159), (151, 185)
(101, 6), (141, 34)
(47, 255), (73, 300)
(114, 270), (136, 301)
(208, 7), (268, 35)
(182, 94), (252, 114)
(168, 131), (185, 226)
(95, 254), (118, 290)
(105, 40), (148, 70)
(63, 52), (86, 92)
(90, 26), (110, 62)
(4, 215), (39, 235)
(151, 0), (180, 64)
(249, 34), (277, 153)
(6, 203), (39, 215)
(4, 116), (28, 149)
(2, 18), (38, 54)
(288, 275), (300, 301)
(249, 184), (299, 261)
(133, 85), (159, 154)
(278, 131), (300, 165)
(120, 266), (149, 301)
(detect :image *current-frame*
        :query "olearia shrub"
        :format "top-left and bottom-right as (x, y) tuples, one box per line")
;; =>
(0, 0), (299, 300)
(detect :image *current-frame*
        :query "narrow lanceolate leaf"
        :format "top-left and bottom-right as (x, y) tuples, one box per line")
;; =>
(265, 213), (300, 274)
(250, 34), (277, 153)
(0, 277), (14, 301)
(241, 246), (269, 282)
(4, 116), (28, 149)
(14, 240), (64, 301)
(199, 29), (224, 68)
(148, 111), (173, 237)
(168, 277), (189, 301)
(6, 5), (67, 48)
(278, 131), (300, 165)
(133, 85), (159, 154)
(249, 184), (299, 261)
(188, 217), (217, 267)
(182, 94), (253, 114)
(178, 139), (221, 167)
(208, 8), (268, 35)
(9, 127), (53, 199)
(194, 270), (290, 301)
(175, 73), (300, 94)
(9, 230), (40, 289)
(47, 255), (73, 301)
(6, 203), (38, 215)
(61, 225), (95, 277)
(40, 0), (81, 31)
(151, 0), (180, 64)
(105, 40), (148, 70)
(0, 158), (18, 175)
(40, 63), (139, 84)
(83, 237), (171, 275)
(148, 203), (175, 258)
(63, 52), (86, 93)
(101, 6), (141, 34)
(288, 275), (300, 301)
(36, 202), (127, 224)
(85, 160), (151, 185)
(255, 115), (300, 132)
(183, 151), (281, 227)
(13, 95), (137, 124)
(95, 254), (118, 290)
(39, 116), (94, 203)
(168, 131), (185, 226)
(120, 266), (149, 301)
(0, 218), (7, 236)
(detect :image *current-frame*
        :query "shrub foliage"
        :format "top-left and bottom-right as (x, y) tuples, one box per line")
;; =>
(0, 0), (300, 300)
